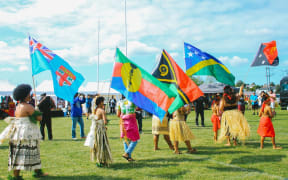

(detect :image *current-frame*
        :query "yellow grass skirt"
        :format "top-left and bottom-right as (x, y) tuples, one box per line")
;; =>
(218, 110), (250, 142)
(169, 120), (195, 142)
(152, 115), (169, 135)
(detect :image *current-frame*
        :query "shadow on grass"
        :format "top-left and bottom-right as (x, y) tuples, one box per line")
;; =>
(0, 145), (8, 149)
(197, 150), (251, 155)
(147, 170), (189, 179)
(231, 154), (286, 164)
(51, 139), (86, 142)
(245, 141), (288, 149)
(110, 161), (178, 170)
(207, 166), (263, 173)
(45, 175), (131, 180)
(139, 157), (209, 163)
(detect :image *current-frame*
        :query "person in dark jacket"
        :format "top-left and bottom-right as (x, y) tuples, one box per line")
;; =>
(193, 96), (206, 127)
(37, 93), (55, 140)
(71, 93), (86, 140)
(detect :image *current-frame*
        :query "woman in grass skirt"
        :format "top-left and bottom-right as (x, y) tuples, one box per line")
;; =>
(84, 96), (112, 167)
(218, 85), (250, 146)
(169, 104), (196, 154)
(0, 84), (47, 180)
(257, 93), (282, 150)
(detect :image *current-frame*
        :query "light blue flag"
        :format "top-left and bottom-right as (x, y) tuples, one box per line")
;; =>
(29, 36), (85, 102)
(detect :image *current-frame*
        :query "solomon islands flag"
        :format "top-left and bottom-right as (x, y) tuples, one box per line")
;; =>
(184, 42), (235, 86)
(251, 40), (279, 67)
(111, 48), (176, 121)
(152, 50), (203, 113)
(29, 36), (84, 102)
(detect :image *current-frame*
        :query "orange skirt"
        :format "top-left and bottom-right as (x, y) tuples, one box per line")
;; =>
(257, 116), (275, 137)
(211, 114), (220, 132)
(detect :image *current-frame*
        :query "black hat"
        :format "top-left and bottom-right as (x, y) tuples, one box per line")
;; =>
(13, 84), (32, 102)
(41, 93), (46, 97)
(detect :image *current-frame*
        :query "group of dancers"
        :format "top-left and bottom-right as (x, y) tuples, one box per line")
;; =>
(0, 83), (282, 179)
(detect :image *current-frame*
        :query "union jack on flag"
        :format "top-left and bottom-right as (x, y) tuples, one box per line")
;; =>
(29, 36), (55, 62)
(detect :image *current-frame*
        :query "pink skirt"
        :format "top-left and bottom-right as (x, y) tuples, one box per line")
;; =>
(120, 114), (140, 141)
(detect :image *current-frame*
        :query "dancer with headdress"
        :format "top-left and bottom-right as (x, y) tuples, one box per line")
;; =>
(257, 93), (282, 149)
(169, 104), (196, 154)
(218, 85), (250, 146)
(84, 96), (112, 167)
(0, 84), (47, 180)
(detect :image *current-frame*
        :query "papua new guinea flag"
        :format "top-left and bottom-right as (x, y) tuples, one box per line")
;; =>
(111, 48), (176, 121)
(29, 36), (84, 102)
(251, 40), (279, 67)
(184, 42), (235, 86)
(152, 50), (203, 113)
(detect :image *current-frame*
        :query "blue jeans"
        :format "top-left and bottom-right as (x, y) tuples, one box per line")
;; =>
(71, 116), (85, 138)
(123, 140), (138, 157)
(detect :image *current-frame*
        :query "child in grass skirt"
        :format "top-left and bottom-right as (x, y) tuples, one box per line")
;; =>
(84, 96), (112, 167)
(0, 84), (47, 180)
(169, 104), (196, 154)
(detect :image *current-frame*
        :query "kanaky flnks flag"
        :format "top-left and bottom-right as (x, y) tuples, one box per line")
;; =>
(184, 42), (235, 86)
(251, 40), (279, 67)
(111, 48), (176, 121)
(29, 36), (85, 102)
(152, 50), (203, 113)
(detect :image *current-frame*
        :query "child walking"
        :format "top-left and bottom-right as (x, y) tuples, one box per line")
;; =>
(211, 96), (221, 142)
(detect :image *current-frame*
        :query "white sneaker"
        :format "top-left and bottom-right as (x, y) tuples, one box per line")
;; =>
(72, 138), (77, 140)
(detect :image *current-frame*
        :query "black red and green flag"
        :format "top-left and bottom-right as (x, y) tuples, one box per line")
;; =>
(251, 40), (279, 66)
(152, 50), (203, 113)
(111, 48), (177, 121)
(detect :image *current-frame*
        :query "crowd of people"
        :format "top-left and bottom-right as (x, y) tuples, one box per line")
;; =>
(0, 84), (283, 179)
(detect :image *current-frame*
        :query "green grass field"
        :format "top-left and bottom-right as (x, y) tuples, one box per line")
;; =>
(0, 108), (287, 180)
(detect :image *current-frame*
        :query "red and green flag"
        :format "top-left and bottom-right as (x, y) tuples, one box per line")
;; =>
(111, 48), (177, 120)
(152, 50), (203, 113)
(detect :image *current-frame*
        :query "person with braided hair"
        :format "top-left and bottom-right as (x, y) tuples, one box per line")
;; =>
(218, 84), (250, 146)
(257, 93), (282, 150)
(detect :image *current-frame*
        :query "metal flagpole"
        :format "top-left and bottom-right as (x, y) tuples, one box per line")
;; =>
(97, 18), (100, 92)
(32, 76), (38, 106)
(125, 0), (128, 56)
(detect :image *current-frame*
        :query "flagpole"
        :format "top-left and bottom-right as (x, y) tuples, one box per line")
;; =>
(125, 0), (128, 56)
(97, 18), (100, 92)
(32, 76), (38, 106)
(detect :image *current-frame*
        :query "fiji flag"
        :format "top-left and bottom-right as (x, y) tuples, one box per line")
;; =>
(29, 36), (84, 102)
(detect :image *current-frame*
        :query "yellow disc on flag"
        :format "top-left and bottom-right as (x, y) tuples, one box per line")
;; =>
(121, 63), (142, 92)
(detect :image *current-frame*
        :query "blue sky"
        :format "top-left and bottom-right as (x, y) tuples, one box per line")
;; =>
(0, 0), (288, 89)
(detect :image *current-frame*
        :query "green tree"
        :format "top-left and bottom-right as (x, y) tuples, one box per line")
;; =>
(190, 76), (204, 86)
(275, 84), (280, 94)
(236, 80), (244, 87)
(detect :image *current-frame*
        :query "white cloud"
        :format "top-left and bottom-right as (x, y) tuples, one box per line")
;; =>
(218, 56), (248, 66)
(0, 68), (14, 72)
(0, 40), (29, 65)
(0, 80), (15, 91)
(19, 65), (29, 72)
(282, 61), (288, 66)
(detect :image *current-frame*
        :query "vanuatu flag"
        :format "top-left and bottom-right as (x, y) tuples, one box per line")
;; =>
(184, 42), (235, 86)
(152, 50), (203, 113)
(251, 40), (279, 67)
(111, 48), (176, 121)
